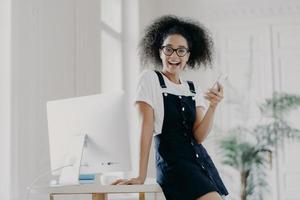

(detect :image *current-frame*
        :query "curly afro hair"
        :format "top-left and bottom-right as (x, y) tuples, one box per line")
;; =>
(139, 15), (214, 69)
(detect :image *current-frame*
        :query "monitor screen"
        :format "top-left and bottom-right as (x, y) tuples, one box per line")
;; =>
(47, 91), (131, 177)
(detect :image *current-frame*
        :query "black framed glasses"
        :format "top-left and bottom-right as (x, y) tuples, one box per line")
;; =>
(161, 46), (189, 57)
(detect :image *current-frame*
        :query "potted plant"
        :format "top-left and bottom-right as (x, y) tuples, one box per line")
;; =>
(219, 92), (300, 200)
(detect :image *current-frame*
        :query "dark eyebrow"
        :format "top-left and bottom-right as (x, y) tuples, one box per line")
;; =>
(164, 44), (188, 48)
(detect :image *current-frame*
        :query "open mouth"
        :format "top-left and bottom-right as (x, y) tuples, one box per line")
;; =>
(168, 61), (181, 67)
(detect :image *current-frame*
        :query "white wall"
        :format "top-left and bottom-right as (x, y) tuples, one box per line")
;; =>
(270, 23), (300, 200)
(122, 0), (140, 177)
(0, 0), (11, 199)
(8, 0), (141, 199)
(10, 0), (102, 199)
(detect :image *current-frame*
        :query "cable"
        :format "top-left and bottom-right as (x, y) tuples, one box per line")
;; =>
(25, 164), (73, 200)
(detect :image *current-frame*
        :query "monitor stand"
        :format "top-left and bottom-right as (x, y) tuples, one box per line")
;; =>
(58, 134), (87, 185)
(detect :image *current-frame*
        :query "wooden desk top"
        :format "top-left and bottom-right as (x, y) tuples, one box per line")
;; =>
(31, 183), (162, 194)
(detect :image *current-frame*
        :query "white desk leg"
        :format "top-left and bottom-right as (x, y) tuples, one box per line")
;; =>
(154, 192), (158, 200)
(92, 193), (108, 200)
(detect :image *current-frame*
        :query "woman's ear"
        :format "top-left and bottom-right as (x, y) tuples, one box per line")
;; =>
(186, 52), (190, 61)
(159, 49), (163, 60)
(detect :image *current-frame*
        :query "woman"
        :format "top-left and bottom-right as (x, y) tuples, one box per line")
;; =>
(112, 15), (229, 200)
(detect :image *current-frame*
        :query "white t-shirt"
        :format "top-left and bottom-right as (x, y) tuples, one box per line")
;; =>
(134, 69), (207, 136)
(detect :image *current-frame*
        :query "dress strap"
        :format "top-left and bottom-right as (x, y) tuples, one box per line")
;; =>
(154, 70), (167, 89)
(187, 81), (196, 94)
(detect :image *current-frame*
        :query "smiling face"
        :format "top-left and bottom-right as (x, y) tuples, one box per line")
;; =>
(159, 34), (190, 74)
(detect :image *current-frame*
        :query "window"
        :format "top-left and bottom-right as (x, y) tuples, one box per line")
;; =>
(100, 0), (123, 92)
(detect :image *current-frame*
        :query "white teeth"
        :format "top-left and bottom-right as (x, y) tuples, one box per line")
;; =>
(168, 61), (180, 64)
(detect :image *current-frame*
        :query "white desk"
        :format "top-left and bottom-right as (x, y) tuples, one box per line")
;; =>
(31, 183), (163, 200)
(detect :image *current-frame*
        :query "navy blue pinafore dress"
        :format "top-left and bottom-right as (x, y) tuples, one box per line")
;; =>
(153, 71), (229, 200)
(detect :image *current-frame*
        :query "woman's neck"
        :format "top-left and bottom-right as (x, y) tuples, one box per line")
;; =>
(161, 70), (181, 84)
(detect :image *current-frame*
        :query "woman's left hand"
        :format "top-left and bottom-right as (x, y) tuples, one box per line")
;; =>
(204, 82), (224, 109)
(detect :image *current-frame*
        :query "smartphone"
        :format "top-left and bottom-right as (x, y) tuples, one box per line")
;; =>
(211, 73), (228, 91)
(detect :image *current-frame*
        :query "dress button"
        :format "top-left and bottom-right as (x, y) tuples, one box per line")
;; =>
(184, 133), (187, 136)
(201, 164), (205, 170)
(196, 153), (199, 158)
(179, 96), (182, 99)
(182, 107), (185, 111)
(182, 120), (186, 124)
(164, 93), (168, 96)
(192, 96), (195, 100)
(191, 142), (194, 146)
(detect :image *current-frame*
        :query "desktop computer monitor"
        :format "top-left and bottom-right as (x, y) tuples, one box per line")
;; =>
(47, 91), (131, 185)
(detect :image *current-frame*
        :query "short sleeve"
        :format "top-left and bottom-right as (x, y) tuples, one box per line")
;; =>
(195, 84), (207, 109)
(134, 70), (154, 109)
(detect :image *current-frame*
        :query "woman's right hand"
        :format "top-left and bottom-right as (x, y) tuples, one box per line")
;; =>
(111, 176), (145, 185)
(111, 101), (152, 186)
